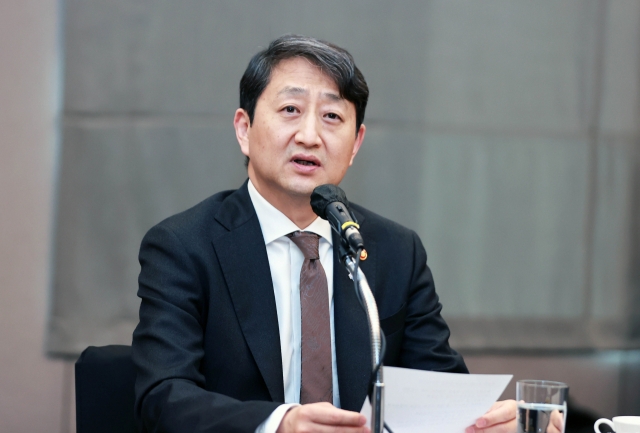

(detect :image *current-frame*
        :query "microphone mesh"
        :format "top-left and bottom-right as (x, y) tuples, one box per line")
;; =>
(310, 184), (349, 219)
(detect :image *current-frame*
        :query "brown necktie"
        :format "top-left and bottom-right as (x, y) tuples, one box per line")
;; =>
(287, 231), (333, 404)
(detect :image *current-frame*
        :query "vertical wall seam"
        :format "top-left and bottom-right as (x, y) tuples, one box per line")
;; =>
(625, 6), (640, 341)
(581, 0), (608, 327)
(45, 0), (66, 355)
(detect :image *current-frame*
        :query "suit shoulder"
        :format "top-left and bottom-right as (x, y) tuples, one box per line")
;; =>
(146, 189), (235, 239)
(350, 202), (418, 240)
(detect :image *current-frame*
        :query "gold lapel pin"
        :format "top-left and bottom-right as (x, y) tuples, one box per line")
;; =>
(359, 249), (368, 261)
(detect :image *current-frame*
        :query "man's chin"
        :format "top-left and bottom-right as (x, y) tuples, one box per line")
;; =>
(285, 183), (317, 198)
(275, 182), (327, 203)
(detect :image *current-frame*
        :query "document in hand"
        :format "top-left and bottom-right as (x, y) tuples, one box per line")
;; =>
(360, 366), (512, 433)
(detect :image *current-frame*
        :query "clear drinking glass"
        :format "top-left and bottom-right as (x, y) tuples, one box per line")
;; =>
(516, 380), (569, 433)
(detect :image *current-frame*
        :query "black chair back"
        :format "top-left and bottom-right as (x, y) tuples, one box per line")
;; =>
(75, 345), (137, 433)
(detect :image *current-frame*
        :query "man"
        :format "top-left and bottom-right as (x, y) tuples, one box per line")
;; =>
(132, 35), (516, 433)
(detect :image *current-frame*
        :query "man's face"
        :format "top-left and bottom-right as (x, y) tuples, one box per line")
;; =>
(235, 57), (365, 206)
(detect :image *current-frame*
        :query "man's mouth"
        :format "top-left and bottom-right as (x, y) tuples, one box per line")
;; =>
(294, 159), (317, 166)
(291, 155), (321, 167)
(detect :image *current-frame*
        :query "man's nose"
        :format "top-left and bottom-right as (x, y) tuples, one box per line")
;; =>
(294, 112), (322, 147)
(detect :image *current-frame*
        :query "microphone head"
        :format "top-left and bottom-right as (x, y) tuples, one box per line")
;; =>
(310, 184), (349, 219)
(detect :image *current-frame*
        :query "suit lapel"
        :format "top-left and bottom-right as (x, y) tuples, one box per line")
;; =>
(333, 209), (377, 411)
(212, 182), (285, 402)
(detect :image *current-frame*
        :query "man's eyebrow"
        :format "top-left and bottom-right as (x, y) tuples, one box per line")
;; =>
(277, 87), (344, 102)
(278, 86), (307, 96)
(321, 92), (343, 102)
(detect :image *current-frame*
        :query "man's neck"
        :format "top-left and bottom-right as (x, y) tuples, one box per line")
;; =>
(248, 179), (317, 229)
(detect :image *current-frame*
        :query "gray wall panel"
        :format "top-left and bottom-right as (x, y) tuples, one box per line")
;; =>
(591, 138), (639, 320)
(63, 0), (429, 123)
(49, 121), (245, 354)
(423, 0), (600, 133)
(340, 125), (428, 233)
(599, 0), (640, 135)
(51, 1), (640, 356)
(417, 134), (589, 318)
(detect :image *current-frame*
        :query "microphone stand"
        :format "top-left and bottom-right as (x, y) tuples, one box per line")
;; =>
(341, 250), (384, 433)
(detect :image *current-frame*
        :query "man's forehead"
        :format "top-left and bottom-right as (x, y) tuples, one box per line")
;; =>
(277, 85), (342, 102)
(269, 58), (340, 90)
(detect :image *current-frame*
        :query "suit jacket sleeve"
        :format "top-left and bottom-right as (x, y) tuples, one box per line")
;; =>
(377, 227), (468, 374)
(132, 223), (280, 433)
(401, 231), (467, 372)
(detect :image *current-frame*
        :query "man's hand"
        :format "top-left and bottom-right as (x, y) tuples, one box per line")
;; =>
(466, 400), (517, 433)
(546, 409), (564, 433)
(277, 402), (369, 433)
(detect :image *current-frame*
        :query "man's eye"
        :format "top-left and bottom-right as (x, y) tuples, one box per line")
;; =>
(284, 106), (296, 113)
(326, 113), (340, 120)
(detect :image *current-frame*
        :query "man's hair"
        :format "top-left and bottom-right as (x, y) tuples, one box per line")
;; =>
(240, 35), (369, 166)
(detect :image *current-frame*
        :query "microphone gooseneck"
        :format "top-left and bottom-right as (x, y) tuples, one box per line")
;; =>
(310, 184), (364, 256)
(311, 184), (387, 433)
(310, 184), (388, 433)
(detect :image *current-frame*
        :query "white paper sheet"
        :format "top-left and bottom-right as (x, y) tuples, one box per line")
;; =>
(360, 366), (512, 433)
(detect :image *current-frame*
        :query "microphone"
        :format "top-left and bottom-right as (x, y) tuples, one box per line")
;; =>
(310, 184), (364, 255)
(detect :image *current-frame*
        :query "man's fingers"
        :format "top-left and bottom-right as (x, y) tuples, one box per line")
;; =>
(465, 400), (517, 433)
(308, 425), (370, 433)
(546, 409), (564, 433)
(476, 400), (517, 428)
(304, 402), (367, 426)
(467, 419), (516, 433)
(278, 403), (369, 433)
(488, 401), (502, 411)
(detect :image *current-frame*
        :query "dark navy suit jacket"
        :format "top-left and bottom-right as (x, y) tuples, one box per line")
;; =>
(132, 181), (467, 432)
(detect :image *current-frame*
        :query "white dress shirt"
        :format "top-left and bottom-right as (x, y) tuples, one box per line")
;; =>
(248, 180), (340, 433)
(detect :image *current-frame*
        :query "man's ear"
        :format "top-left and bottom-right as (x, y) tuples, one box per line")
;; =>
(349, 124), (366, 166)
(234, 109), (251, 158)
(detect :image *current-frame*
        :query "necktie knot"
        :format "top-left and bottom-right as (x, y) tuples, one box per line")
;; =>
(287, 231), (320, 260)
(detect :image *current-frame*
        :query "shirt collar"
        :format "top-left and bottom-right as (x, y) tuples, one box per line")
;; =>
(247, 179), (333, 246)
